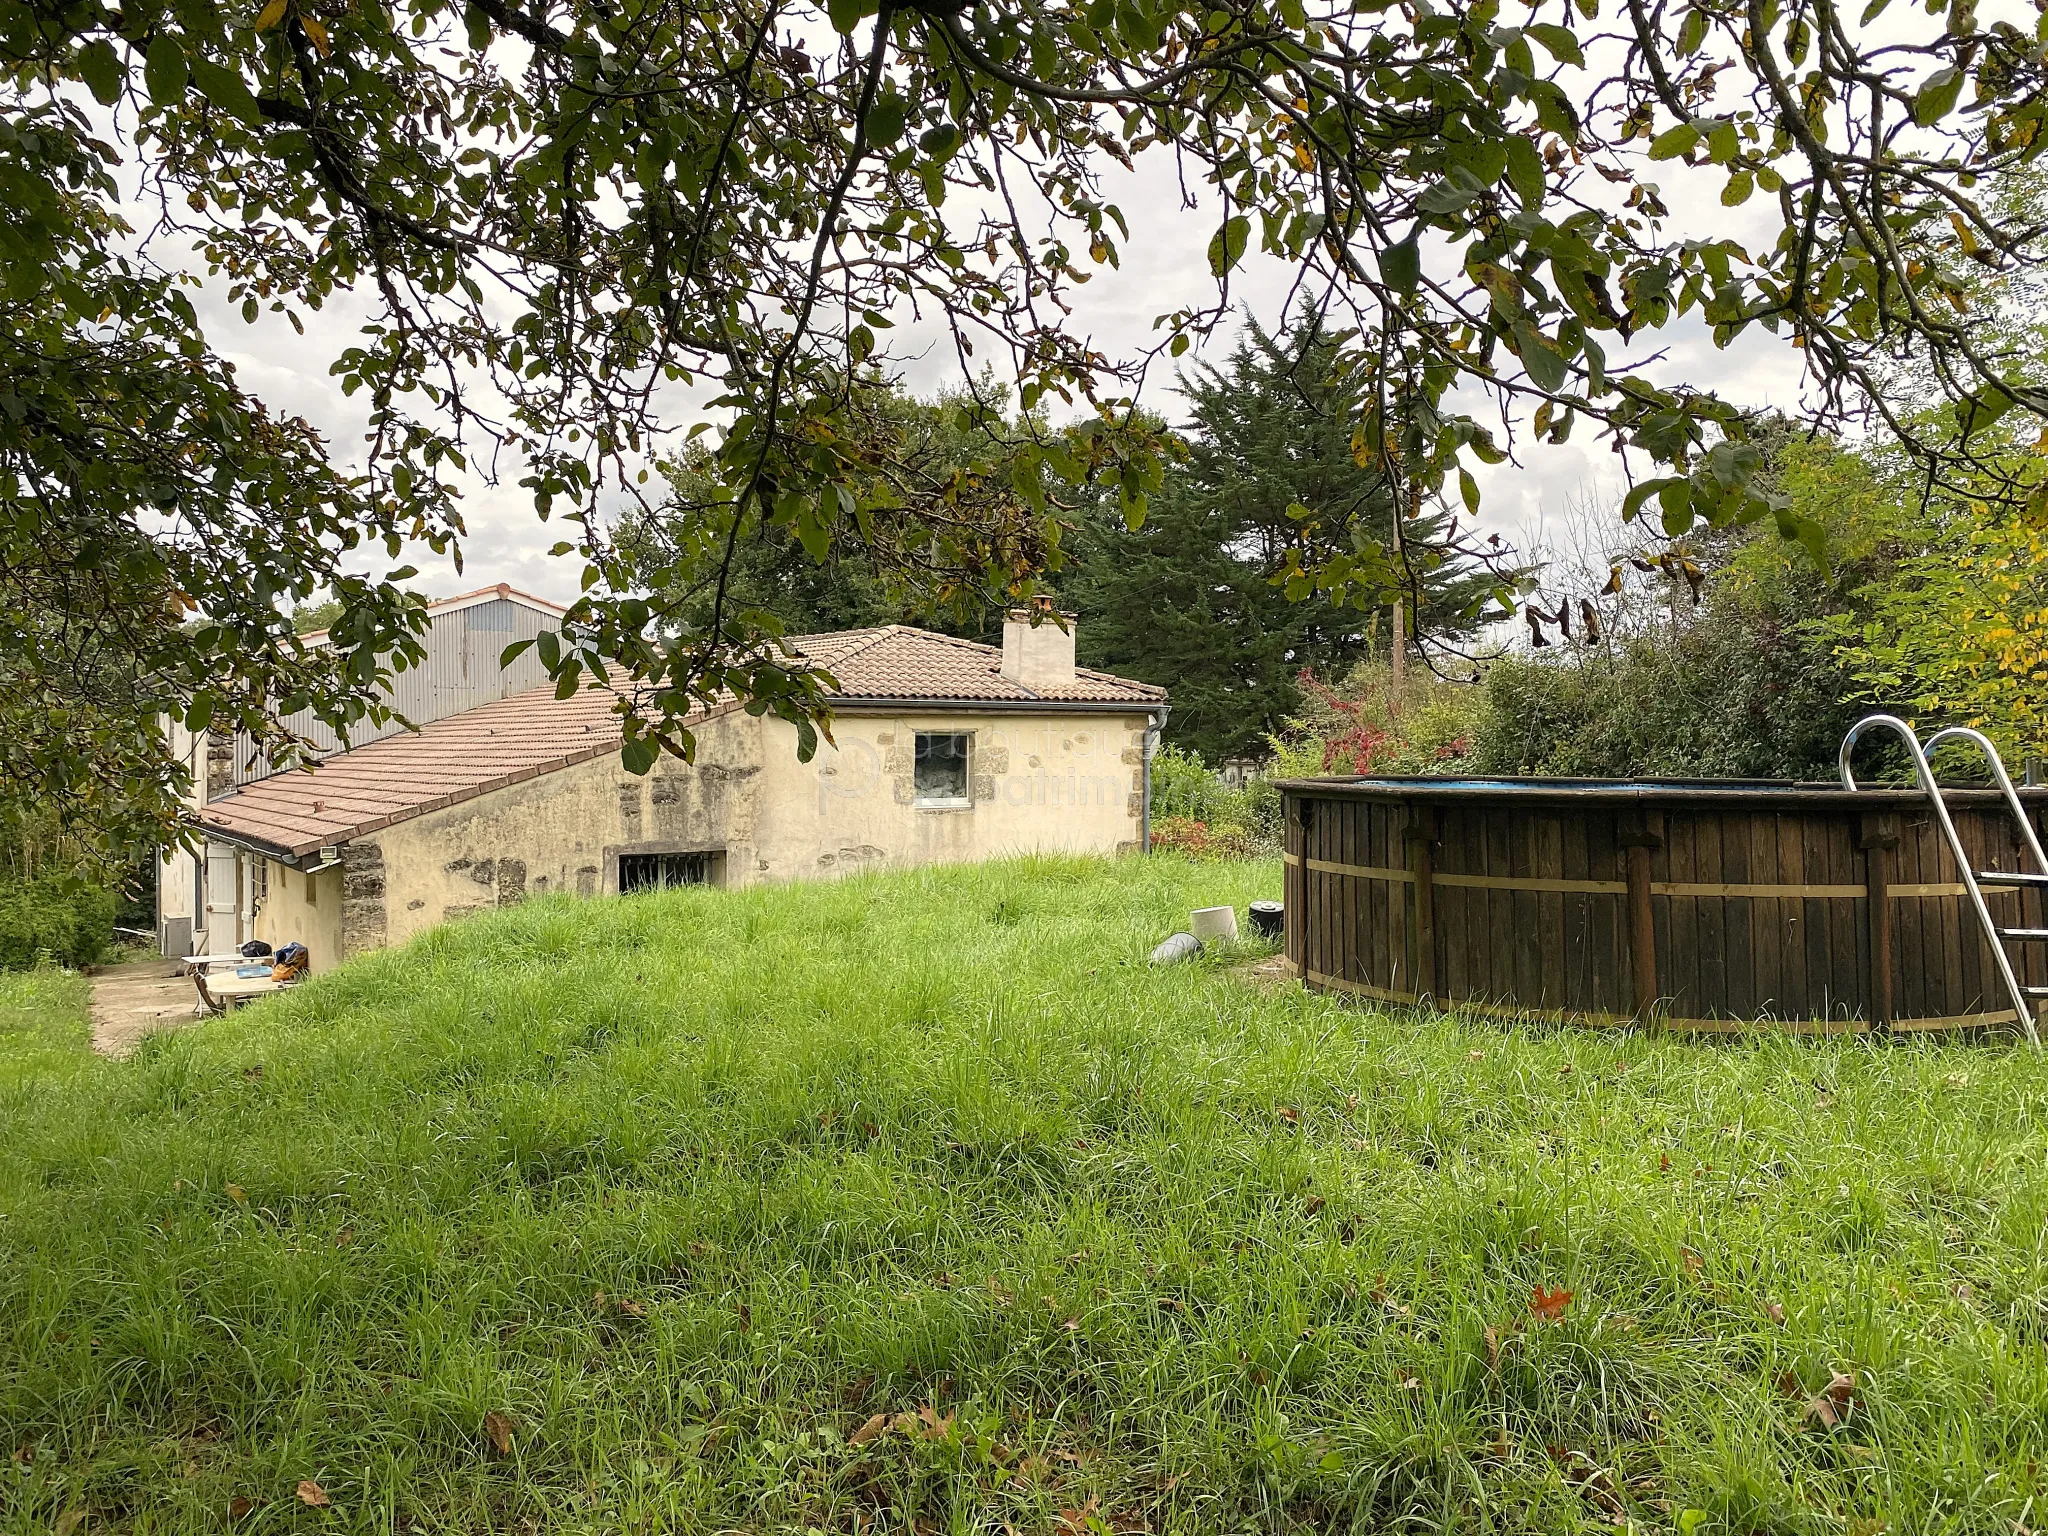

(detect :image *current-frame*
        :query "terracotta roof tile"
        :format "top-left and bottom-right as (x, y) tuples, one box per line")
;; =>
(201, 626), (1163, 856)
(784, 625), (1166, 705)
(201, 685), (632, 857)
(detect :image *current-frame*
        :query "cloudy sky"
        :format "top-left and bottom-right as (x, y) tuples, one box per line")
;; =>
(181, 63), (1812, 610)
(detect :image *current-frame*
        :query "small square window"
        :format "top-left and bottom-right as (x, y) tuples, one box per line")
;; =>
(914, 732), (972, 807)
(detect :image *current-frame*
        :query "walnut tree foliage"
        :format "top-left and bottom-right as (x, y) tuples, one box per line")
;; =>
(4, 0), (2045, 847)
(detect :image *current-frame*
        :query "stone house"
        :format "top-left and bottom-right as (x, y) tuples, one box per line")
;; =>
(157, 587), (1168, 964)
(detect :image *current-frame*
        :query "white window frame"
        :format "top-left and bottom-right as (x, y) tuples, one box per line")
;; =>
(913, 731), (974, 809)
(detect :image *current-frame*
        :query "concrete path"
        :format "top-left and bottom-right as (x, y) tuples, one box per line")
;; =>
(87, 959), (200, 1057)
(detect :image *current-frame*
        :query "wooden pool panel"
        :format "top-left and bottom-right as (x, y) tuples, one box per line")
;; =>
(1278, 779), (2048, 1033)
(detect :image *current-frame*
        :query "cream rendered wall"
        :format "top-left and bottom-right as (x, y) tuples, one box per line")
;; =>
(753, 710), (1149, 882)
(335, 709), (766, 954)
(250, 861), (343, 969)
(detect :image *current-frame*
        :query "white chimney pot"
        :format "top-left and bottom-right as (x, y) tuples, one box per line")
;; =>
(1001, 604), (1077, 691)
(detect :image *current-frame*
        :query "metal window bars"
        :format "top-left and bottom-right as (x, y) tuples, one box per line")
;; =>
(1838, 714), (2044, 1048)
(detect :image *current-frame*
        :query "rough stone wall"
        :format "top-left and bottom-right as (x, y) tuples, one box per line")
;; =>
(357, 710), (766, 948)
(756, 711), (1150, 882)
(340, 841), (388, 958)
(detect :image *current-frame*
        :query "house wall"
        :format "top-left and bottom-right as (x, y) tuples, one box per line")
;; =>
(753, 710), (1149, 882)
(329, 710), (769, 954)
(249, 861), (343, 969)
(270, 707), (1153, 959)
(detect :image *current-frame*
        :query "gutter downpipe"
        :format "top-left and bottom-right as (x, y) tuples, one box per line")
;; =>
(1142, 705), (1169, 853)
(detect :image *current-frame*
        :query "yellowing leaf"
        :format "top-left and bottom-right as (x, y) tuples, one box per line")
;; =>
(254, 0), (289, 30)
(299, 14), (331, 55)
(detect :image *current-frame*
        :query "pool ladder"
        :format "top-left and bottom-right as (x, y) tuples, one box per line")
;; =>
(1839, 715), (2045, 1048)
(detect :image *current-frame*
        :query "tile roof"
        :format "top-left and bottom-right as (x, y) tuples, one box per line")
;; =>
(783, 625), (1167, 705)
(201, 684), (638, 858)
(200, 625), (1163, 857)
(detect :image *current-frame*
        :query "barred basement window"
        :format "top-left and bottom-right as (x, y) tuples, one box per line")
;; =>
(617, 851), (710, 892)
(914, 732), (972, 807)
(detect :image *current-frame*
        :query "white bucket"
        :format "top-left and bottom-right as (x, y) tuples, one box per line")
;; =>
(1190, 905), (1239, 943)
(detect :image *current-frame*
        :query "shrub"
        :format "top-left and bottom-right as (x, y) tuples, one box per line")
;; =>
(0, 875), (115, 971)
(1147, 746), (1280, 857)
(1148, 816), (1269, 861)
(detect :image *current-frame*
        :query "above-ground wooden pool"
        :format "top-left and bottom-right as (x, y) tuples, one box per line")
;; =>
(1278, 776), (2048, 1034)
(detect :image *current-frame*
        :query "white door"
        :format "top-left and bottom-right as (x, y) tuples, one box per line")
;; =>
(203, 843), (241, 953)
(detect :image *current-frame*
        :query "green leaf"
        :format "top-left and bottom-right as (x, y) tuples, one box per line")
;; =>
(866, 93), (908, 147)
(1524, 21), (1584, 63)
(144, 33), (188, 107)
(1415, 171), (1480, 216)
(1721, 170), (1754, 205)
(827, 0), (867, 34)
(76, 40), (122, 106)
(1621, 476), (1684, 522)
(191, 58), (261, 126)
(619, 735), (658, 775)
(1658, 480), (1694, 535)
(1915, 67), (1964, 125)
(1459, 468), (1481, 514)
(918, 123), (961, 158)
(1648, 123), (1699, 160)
(1505, 135), (1545, 209)
(1207, 215), (1250, 277)
(1513, 320), (1568, 391)
(1379, 233), (1421, 293)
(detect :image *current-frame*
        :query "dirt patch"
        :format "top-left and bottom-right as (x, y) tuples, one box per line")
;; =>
(1231, 951), (1301, 996)
(88, 959), (199, 1057)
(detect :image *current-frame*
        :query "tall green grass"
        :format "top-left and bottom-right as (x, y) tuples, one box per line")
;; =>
(3, 854), (2047, 1533)
(0, 967), (89, 1088)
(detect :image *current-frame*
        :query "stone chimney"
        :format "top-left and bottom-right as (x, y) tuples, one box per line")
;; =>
(1001, 596), (1076, 691)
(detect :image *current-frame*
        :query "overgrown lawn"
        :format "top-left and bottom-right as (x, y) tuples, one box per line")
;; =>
(2, 856), (2046, 1533)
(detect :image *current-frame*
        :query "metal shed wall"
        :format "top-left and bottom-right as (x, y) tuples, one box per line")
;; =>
(226, 598), (558, 787)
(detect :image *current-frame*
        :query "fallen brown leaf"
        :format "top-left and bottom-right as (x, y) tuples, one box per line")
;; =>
(1766, 1301), (1786, 1325)
(849, 1412), (890, 1447)
(227, 1497), (254, 1521)
(1680, 1246), (1704, 1274)
(295, 1480), (330, 1507)
(1803, 1371), (1857, 1429)
(614, 1298), (646, 1319)
(915, 1404), (954, 1440)
(1658, 1153), (1672, 1172)
(54, 1510), (86, 1536)
(1058, 1495), (1101, 1533)
(1530, 1285), (1574, 1322)
(224, 1184), (246, 1205)
(1275, 1105), (1300, 1124)
(483, 1410), (514, 1455)
(242, 1065), (263, 1080)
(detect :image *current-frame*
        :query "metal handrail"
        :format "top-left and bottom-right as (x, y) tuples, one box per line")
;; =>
(1921, 725), (2048, 877)
(1839, 714), (2042, 1048)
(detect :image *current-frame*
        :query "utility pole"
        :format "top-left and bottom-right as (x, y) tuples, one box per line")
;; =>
(1391, 597), (1406, 716)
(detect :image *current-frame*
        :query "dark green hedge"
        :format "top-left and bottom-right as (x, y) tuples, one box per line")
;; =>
(0, 876), (115, 971)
